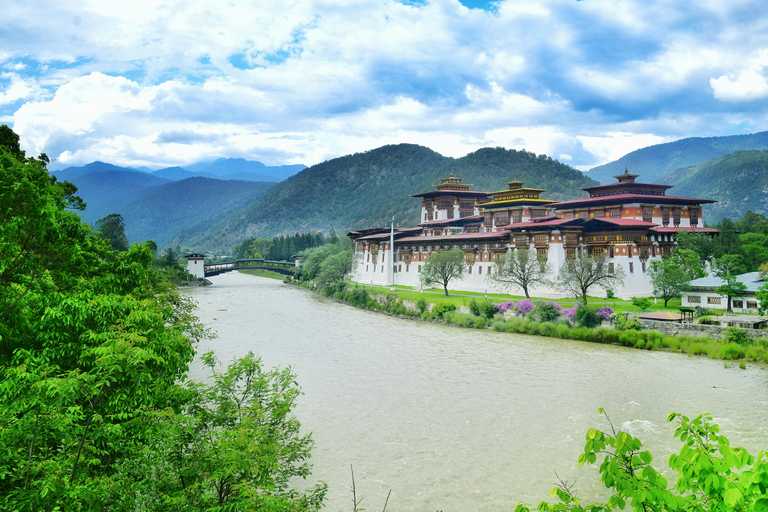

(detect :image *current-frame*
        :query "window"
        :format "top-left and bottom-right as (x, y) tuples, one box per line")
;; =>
(662, 209), (670, 226)
(484, 212), (492, 226)
(512, 211), (522, 224)
(565, 248), (576, 259)
(733, 300), (743, 308)
(629, 262), (634, 273)
(537, 248), (548, 261)
(690, 209), (699, 226)
(707, 296), (721, 305)
(478, 266), (482, 275)
(594, 210), (605, 218)
(643, 208), (653, 223)
(531, 209), (547, 218)
(608, 263), (614, 273)
(565, 212), (574, 219)
(579, 211), (589, 220)
(688, 295), (700, 304)
(641, 261), (646, 272)
(468, 265), (472, 274)
(673, 209), (681, 226)
(418, 265), (421, 272)
(748, 301), (757, 309)
(610, 209), (621, 219)
(496, 212), (509, 226)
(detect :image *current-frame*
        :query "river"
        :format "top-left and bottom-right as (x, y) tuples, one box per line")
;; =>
(183, 272), (768, 512)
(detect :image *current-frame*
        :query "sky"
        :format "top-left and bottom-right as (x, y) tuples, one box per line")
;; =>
(2, 0), (768, 171)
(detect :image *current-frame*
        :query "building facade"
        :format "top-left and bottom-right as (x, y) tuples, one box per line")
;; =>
(348, 169), (717, 299)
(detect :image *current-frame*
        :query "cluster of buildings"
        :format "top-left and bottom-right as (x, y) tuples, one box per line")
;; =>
(347, 169), (719, 300)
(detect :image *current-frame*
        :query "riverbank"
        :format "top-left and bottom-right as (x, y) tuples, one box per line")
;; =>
(292, 279), (768, 364)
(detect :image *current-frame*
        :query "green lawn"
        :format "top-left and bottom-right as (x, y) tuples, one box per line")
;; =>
(351, 282), (687, 315)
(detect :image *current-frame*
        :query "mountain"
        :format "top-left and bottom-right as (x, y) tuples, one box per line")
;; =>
(587, 131), (768, 184)
(71, 170), (171, 225)
(52, 161), (138, 182)
(120, 177), (275, 248)
(657, 150), (768, 223)
(184, 158), (305, 180)
(178, 144), (599, 251)
(152, 166), (196, 180)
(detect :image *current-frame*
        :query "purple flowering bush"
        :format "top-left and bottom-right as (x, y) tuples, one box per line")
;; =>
(515, 298), (535, 316)
(564, 306), (578, 322)
(596, 306), (614, 322)
(496, 301), (516, 314)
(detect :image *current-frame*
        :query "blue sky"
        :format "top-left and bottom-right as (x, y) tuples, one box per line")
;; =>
(2, 0), (768, 171)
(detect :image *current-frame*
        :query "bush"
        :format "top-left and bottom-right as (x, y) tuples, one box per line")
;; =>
(610, 313), (641, 331)
(480, 301), (498, 319)
(720, 342), (746, 360)
(515, 298), (535, 316)
(606, 289), (615, 299)
(416, 298), (427, 313)
(725, 326), (753, 346)
(468, 298), (481, 316)
(699, 316), (717, 325)
(474, 316), (488, 329)
(492, 320), (506, 332)
(595, 306), (613, 322)
(535, 301), (562, 322)
(433, 301), (457, 317)
(496, 301), (516, 314)
(575, 304), (602, 328)
(631, 297), (652, 310)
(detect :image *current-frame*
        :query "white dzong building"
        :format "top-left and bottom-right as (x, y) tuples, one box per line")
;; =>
(348, 169), (717, 299)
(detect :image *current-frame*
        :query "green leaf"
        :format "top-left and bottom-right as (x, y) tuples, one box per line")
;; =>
(724, 487), (742, 507)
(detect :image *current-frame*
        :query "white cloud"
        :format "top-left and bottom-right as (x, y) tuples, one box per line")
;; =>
(0, 73), (41, 105)
(710, 50), (768, 102)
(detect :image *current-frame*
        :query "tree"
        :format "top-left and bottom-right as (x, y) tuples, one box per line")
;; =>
(161, 246), (182, 269)
(675, 229), (717, 263)
(0, 124), (24, 159)
(717, 274), (748, 314)
(516, 411), (768, 512)
(714, 253), (747, 277)
(489, 249), (551, 298)
(420, 248), (467, 296)
(554, 255), (625, 304)
(95, 212), (129, 251)
(648, 249), (706, 307)
(757, 282), (768, 315)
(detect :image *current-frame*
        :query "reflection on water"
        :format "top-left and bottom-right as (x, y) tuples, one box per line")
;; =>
(183, 272), (768, 512)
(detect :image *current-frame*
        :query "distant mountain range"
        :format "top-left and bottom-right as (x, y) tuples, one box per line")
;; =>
(176, 144), (599, 251)
(53, 158), (306, 184)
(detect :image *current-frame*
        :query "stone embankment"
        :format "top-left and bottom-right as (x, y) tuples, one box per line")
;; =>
(638, 319), (766, 340)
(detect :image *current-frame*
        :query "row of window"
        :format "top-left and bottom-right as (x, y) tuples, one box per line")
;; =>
(688, 296), (758, 308)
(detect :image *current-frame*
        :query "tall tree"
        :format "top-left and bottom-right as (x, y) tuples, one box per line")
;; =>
(95, 213), (129, 252)
(489, 248), (551, 298)
(420, 248), (467, 296)
(554, 254), (625, 304)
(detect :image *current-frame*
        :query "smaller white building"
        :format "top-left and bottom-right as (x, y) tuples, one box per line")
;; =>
(185, 253), (206, 279)
(682, 272), (766, 314)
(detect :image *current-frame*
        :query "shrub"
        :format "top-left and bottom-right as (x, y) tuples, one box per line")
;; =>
(725, 326), (753, 346)
(495, 301), (516, 313)
(606, 289), (615, 299)
(720, 342), (746, 360)
(515, 298), (536, 317)
(595, 306), (614, 322)
(610, 313), (641, 331)
(474, 316), (488, 329)
(535, 301), (562, 322)
(492, 320), (506, 332)
(698, 316), (717, 325)
(538, 321), (558, 337)
(575, 304), (602, 328)
(433, 301), (457, 317)
(631, 297), (652, 310)
(468, 298), (482, 316)
(416, 298), (427, 313)
(563, 306), (578, 322)
(480, 301), (498, 319)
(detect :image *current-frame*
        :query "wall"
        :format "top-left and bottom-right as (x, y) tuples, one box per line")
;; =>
(638, 319), (767, 341)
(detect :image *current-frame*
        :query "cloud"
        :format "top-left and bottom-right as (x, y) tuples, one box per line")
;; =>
(3, 0), (768, 172)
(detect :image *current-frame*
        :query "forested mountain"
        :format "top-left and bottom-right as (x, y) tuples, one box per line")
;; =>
(71, 170), (171, 225)
(179, 144), (598, 251)
(121, 178), (275, 248)
(184, 158), (305, 180)
(587, 131), (768, 184)
(659, 150), (768, 223)
(53, 161), (139, 182)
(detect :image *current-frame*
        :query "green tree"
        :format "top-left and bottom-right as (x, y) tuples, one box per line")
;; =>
(740, 233), (768, 271)
(0, 124), (24, 159)
(717, 274), (748, 314)
(489, 248), (552, 298)
(631, 297), (651, 310)
(516, 411), (768, 512)
(554, 255), (625, 304)
(648, 249), (706, 307)
(420, 248), (467, 296)
(95, 212), (129, 251)
(675, 229), (717, 263)
(714, 253), (747, 277)
(756, 282), (768, 315)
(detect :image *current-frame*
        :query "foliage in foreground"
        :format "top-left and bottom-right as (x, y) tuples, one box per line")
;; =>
(516, 411), (768, 512)
(0, 143), (324, 510)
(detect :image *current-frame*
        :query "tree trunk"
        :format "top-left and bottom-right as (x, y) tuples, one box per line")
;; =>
(443, 284), (449, 296)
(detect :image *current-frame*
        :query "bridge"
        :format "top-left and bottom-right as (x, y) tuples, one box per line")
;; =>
(186, 254), (295, 278)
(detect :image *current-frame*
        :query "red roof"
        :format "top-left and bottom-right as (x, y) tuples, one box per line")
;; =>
(649, 226), (719, 234)
(548, 194), (716, 208)
(396, 231), (509, 243)
(356, 228), (422, 241)
(583, 218), (658, 227)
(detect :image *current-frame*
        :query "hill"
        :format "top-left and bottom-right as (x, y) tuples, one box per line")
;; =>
(120, 178), (275, 248)
(178, 144), (598, 251)
(71, 170), (171, 225)
(587, 131), (768, 184)
(184, 158), (305, 180)
(659, 150), (768, 223)
(53, 161), (139, 182)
